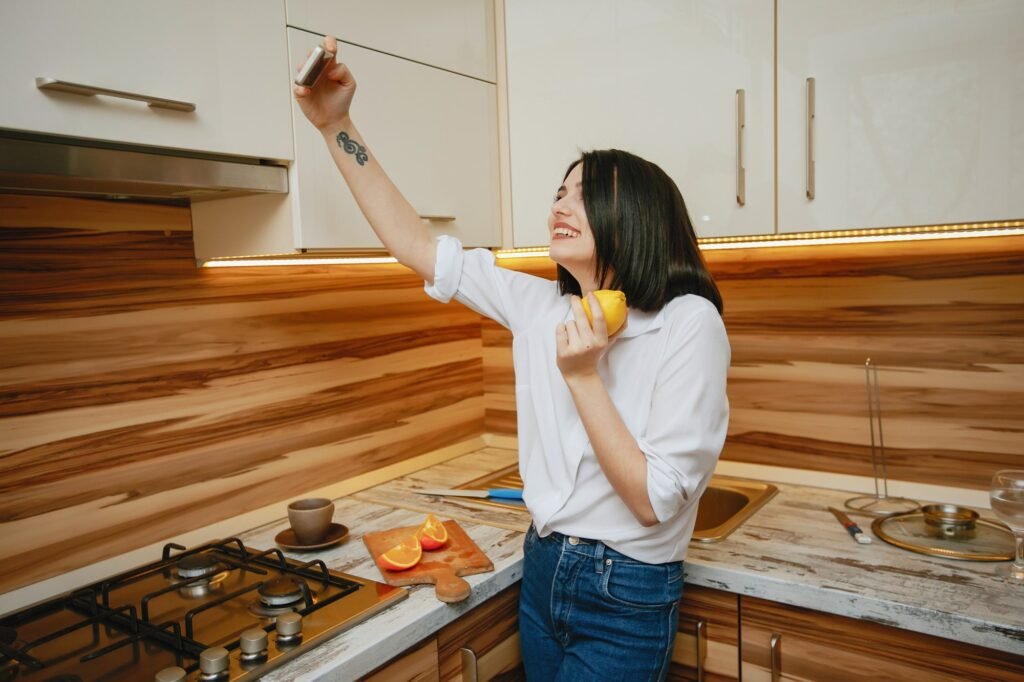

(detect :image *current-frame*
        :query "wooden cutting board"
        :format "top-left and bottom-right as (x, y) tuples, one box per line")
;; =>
(363, 519), (493, 603)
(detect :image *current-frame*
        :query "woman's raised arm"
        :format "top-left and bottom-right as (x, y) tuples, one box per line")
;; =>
(293, 36), (437, 282)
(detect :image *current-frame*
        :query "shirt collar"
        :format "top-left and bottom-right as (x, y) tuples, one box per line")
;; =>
(617, 308), (665, 338)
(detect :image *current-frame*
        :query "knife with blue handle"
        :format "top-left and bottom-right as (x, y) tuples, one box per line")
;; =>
(415, 488), (523, 500)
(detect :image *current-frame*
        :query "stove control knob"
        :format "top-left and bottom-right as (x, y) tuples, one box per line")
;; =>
(276, 611), (303, 643)
(199, 646), (230, 676)
(155, 667), (187, 682)
(239, 627), (269, 661)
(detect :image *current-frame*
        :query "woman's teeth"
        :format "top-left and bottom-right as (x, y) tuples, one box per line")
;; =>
(554, 227), (579, 238)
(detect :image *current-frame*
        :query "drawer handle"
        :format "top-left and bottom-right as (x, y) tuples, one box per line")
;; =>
(736, 88), (745, 207)
(419, 214), (456, 222)
(770, 632), (782, 682)
(460, 647), (480, 682)
(806, 77), (815, 200)
(36, 77), (195, 112)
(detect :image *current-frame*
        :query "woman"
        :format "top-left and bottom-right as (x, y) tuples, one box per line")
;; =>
(295, 37), (730, 682)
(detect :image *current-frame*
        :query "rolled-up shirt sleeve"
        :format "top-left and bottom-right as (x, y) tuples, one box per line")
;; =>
(423, 235), (560, 332)
(638, 304), (731, 523)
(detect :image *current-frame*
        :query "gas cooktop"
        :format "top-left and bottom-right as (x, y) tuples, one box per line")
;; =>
(0, 537), (407, 680)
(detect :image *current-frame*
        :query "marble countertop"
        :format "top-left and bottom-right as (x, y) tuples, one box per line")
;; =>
(241, 443), (1022, 678)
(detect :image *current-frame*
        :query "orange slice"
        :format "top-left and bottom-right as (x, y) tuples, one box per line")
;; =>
(416, 514), (449, 551)
(378, 534), (422, 571)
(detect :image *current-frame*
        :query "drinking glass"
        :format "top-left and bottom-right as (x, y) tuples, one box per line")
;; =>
(990, 470), (1024, 581)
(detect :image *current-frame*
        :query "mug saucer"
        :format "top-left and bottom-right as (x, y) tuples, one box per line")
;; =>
(275, 523), (349, 551)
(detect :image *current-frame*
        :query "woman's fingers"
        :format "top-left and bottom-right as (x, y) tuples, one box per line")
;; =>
(585, 292), (609, 341)
(564, 319), (582, 349)
(568, 297), (590, 340)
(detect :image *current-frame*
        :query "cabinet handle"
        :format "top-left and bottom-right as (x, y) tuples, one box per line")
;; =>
(460, 647), (480, 682)
(460, 633), (520, 681)
(695, 618), (707, 682)
(36, 77), (195, 112)
(677, 614), (707, 681)
(769, 632), (782, 682)
(736, 89), (746, 206)
(419, 215), (456, 222)
(806, 77), (815, 200)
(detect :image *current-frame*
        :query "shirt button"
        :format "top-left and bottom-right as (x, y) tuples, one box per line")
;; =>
(568, 536), (580, 545)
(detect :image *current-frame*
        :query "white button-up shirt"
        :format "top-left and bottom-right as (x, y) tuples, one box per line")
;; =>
(425, 236), (730, 563)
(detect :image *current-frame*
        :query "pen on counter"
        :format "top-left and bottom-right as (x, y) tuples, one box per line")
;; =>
(829, 507), (872, 544)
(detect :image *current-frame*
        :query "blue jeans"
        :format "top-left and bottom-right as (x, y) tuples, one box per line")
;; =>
(519, 525), (684, 682)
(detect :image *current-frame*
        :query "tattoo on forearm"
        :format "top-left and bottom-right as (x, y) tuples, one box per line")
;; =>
(335, 131), (369, 166)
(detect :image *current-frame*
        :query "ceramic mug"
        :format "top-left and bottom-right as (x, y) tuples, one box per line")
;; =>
(287, 498), (335, 545)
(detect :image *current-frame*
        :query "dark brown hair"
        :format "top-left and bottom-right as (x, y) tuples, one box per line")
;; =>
(556, 149), (723, 313)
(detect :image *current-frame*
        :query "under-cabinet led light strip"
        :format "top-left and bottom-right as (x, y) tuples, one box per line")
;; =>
(199, 221), (1023, 266)
(202, 255), (398, 267)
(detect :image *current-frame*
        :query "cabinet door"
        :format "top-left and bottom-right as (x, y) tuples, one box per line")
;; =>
(288, 29), (501, 250)
(505, 0), (774, 246)
(740, 596), (1024, 682)
(437, 584), (523, 681)
(0, 0), (293, 162)
(669, 586), (739, 681)
(778, 0), (1024, 233)
(286, 0), (496, 82)
(362, 637), (440, 681)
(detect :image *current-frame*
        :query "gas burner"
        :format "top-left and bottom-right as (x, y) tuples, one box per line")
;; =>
(248, 577), (315, 618)
(259, 577), (305, 607)
(175, 553), (227, 598)
(176, 553), (220, 580)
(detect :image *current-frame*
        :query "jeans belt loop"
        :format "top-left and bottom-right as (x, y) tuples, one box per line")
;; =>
(594, 541), (606, 574)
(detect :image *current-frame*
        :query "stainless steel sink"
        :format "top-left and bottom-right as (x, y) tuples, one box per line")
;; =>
(457, 465), (777, 543)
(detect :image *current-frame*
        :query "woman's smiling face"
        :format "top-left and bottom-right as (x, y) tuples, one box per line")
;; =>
(548, 162), (597, 276)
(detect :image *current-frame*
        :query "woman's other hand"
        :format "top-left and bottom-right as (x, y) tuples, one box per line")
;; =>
(557, 294), (612, 380)
(293, 36), (355, 132)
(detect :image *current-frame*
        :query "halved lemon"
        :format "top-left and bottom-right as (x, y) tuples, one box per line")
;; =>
(581, 290), (628, 336)
(416, 514), (449, 551)
(378, 534), (422, 571)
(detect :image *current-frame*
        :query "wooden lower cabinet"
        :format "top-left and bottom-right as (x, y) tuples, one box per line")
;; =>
(669, 585), (740, 681)
(740, 596), (1024, 682)
(363, 637), (440, 682)
(438, 584), (525, 682)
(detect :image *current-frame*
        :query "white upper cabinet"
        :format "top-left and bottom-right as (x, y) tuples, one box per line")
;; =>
(287, 29), (500, 250)
(778, 0), (1024, 233)
(192, 27), (500, 259)
(504, 0), (774, 246)
(286, 0), (496, 82)
(0, 0), (294, 161)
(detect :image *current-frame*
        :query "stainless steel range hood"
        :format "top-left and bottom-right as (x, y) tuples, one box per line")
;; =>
(0, 132), (288, 203)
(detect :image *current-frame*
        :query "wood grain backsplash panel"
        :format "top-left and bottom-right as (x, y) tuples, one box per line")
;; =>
(0, 195), (484, 593)
(483, 236), (1024, 490)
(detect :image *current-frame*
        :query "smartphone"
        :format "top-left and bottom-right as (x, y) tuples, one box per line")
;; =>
(294, 44), (335, 87)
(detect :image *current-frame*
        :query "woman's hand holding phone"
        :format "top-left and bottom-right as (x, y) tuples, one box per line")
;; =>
(293, 36), (354, 134)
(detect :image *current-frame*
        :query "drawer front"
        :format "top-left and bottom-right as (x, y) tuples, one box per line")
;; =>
(288, 29), (500, 249)
(286, 0), (496, 82)
(0, 0), (294, 161)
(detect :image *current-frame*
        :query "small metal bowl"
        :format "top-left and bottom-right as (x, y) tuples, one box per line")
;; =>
(921, 504), (979, 539)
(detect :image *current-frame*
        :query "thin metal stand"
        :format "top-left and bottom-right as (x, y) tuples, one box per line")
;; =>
(845, 358), (920, 517)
